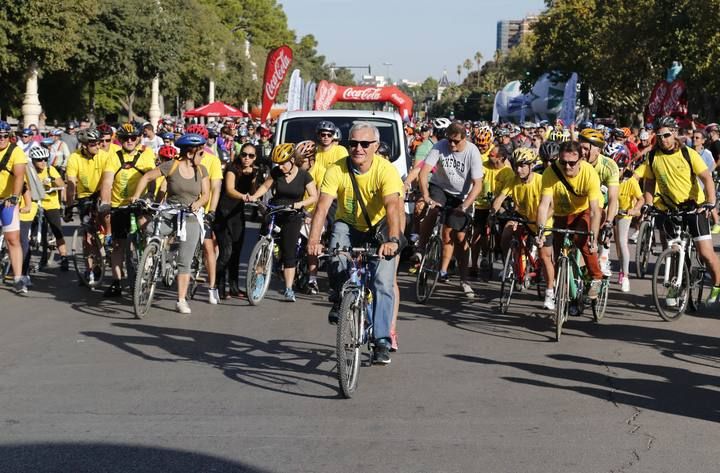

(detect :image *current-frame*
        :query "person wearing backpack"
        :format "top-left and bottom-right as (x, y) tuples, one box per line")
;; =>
(0, 121), (30, 294)
(99, 122), (156, 297)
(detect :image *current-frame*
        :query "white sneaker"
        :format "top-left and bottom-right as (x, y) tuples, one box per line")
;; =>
(543, 288), (556, 310)
(461, 282), (475, 299)
(629, 230), (639, 244)
(621, 276), (630, 293)
(176, 299), (192, 314)
(208, 287), (219, 305)
(600, 260), (612, 277)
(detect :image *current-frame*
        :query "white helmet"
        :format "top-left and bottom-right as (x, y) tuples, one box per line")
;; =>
(432, 117), (452, 130)
(29, 146), (50, 161)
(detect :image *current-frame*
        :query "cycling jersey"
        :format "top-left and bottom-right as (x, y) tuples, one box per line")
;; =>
(541, 160), (602, 217)
(66, 150), (109, 199)
(642, 146), (707, 211)
(36, 166), (62, 210)
(103, 146), (156, 207)
(498, 173), (552, 232)
(476, 163), (514, 209)
(321, 155), (403, 232)
(617, 177), (642, 219)
(591, 155), (620, 188)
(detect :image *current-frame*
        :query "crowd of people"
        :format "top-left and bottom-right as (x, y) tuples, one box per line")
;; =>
(1, 112), (720, 365)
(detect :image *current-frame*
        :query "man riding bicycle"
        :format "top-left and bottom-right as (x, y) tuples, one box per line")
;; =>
(307, 121), (403, 365)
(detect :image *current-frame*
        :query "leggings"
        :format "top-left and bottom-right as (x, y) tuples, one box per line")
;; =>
(275, 212), (303, 268)
(215, 212), (246, 288)
(20, 221), (31, 276)
(615, 217), (632, 276)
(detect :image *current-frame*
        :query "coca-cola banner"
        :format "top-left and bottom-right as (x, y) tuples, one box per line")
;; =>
(261, 45), (293, 123)
(644, 79), (688, 125)
(313, 81), (414, 120)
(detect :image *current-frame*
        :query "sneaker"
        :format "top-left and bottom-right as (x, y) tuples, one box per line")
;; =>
(328, 302), (340, 325)
(103, 281), (122, 297)
(588, 279), (602, 299)
(408, 263), (419, 275)
(390, 330), (398, 352)
(629, 230), (639, 244)
(372, 342), (391, 365)
(711, 224), (720, 235)
(666, 287), (678, 308)
(543, 288), (556, 310)
(208, 287), (219, 305)
(59, 257), (69, 271)
(621, 276), (631, 293)
(461, 281), (475, 299)
(13, 278), (28, 296)
(438, 271), (449, 283)
(409, 233), (420, 243)
(600, 260), (612, 277)
(176, 299), (191, 314)
(23, 275), (33, 289)
(706, 285), (720, 305)
(307, 280), (319, 295)
(284, 287), (296, 302)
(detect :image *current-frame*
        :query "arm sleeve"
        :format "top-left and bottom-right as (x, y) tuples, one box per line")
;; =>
(381, 164), (404, 197)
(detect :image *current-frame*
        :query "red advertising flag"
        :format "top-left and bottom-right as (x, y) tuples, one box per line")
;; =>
(261, 45), (293, 123)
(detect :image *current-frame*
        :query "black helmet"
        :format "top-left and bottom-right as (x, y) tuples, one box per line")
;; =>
(654, 115), (678, 130)
(315, 120), (336, 134)
(77, 128), (101, 144)
(539, 141), (561, 162)
(116, 122), (141, 139)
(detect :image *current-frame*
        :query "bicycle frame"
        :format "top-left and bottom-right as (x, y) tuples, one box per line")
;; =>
(337, 246), (377, 347)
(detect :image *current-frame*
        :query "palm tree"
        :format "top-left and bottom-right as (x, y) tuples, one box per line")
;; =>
(474, 51), (483, 87)
(463, 59), (472, 85)
(456, 65), (462, 84)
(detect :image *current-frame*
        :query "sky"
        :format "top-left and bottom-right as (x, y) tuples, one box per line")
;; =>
(281, 0), (546, 84)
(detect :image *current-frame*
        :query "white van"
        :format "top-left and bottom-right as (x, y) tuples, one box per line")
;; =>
(273, 110), (409, 179)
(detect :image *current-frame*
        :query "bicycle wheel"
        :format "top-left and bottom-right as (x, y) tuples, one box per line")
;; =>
(125, 236), (141, 289)
(652, 247), (690, 321)
(592, 278), (609, 322)
(688, 258), (706, 313)
(188, 242), (203, 300)
(294, 253), (310, 293)
(72, 227), (105, 288)
(415, 237), (441, 303)
(554, 257), (569, 342)
(336, 289), (362, 398)
(133, 241), (161, 319)
(499, 246), (516, 314)
(246, 238), (273, 305)
(635, 221), (652, 279)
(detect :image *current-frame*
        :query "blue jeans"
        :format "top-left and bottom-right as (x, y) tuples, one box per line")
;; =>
(329, 221), (396, 343)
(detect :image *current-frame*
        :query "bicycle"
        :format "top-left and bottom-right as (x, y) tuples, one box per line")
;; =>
(651, 207), (707, 321)
(497, 214), (544, 314)
(245, 203), (303, 305)
(0, 230), (10, 284)
(30, 186), (64, 269)
(133, 200), (189, 318)
(414, 201), (454, 303)
(634, 207), (659, 279)
(328, 245), (382, 398)
(70, 198), (108, 289)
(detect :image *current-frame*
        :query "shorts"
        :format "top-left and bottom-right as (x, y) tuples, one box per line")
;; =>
(429, 184), (471, 231)
(474, 208), (490, 229)
(43, 209), (64, 240)
(110, 207), (134, 240)
(1, 204), (20, 233)
(656, 211), (712, 242)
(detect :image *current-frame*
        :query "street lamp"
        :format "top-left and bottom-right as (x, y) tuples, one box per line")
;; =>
(382, 62), (392, 85)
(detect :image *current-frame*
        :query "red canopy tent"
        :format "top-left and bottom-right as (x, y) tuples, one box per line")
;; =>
(184, 101), (248, 118)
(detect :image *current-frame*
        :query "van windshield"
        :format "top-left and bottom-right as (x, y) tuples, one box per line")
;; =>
(279, 116), (400, 161)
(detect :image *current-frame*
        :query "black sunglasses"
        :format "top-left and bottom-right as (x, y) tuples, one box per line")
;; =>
(347, 140), (376, 149)
(240, 152), (256, 158)
(559, 159), (580, 167)
(447, 137), (463, 145)
(318, 132), (333, 138)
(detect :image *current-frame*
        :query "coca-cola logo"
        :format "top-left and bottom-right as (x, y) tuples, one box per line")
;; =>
(264, 50), (291, 101)
(342, 87), (382, 101)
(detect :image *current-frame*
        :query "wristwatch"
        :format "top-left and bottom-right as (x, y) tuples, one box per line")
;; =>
(387, 236), (401, 245)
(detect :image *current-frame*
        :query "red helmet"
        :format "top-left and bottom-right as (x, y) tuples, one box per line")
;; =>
(158, 145), (178, 161)
(185, 123), (208, 139)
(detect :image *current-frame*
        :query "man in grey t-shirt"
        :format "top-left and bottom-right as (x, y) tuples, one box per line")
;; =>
(418, 122), (483, 298)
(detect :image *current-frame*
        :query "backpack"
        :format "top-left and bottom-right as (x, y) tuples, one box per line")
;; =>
(25, 161), (47, 202)
(114, 148), (146, 177)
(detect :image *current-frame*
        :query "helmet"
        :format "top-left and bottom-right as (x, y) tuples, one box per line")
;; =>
(77, 128), (101, 144)
(621, 127), (632, 138)
(578, 128), (606, 148)
(41, 137), (54, 148)
(295, 140), (316, 160)
(158, 145), (178, 160)
(272, 143), (295, 164)
(116, 122), (140, 139)
(185, 123), (208, 139)
(432, 117), (451, 130)
(610, 128), (626, 139)
(22, 128), (33, 136)
(28, 146), (50, 161)
(238, 127), (249, 137)
(475, 127), (493, 146)
(704, 123), (719, 134)
(315, 120), (336, 134)
(377, 141), (391, 159)
(95, 123), (112, 136)
(175, 133), (206, 149)
(654, 115), (678, 130)
(610, 147), (631, 169)
(174, 123), (185, 134)
(0, 121), (11, 132)
(160, 132), (175, 141)
(548, 129), (567, 142)
(578, 120), (594, 131)
(539, 141), (561, 162)
(510, 147), (538, 167)
(603, 142), (625, 157)
(333, 127), (341, 141)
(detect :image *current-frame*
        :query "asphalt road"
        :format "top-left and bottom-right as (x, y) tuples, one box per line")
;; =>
(0, 225), (719, 473)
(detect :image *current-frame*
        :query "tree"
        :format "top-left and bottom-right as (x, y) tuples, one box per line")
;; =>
(456, 65), (462, 83)
(474, 51), (483, 87)
(463, 58), (473, 79)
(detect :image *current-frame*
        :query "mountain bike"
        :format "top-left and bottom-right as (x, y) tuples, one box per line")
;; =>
(70, 198), (107, 289)
(651, 207), (707, 321)
(634, 207), (659, 278)
(497, 214), (544, 314)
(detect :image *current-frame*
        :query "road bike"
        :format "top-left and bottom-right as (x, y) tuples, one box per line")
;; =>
(651, 207), (707, 321)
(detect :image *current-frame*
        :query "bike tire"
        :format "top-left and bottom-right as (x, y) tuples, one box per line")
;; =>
(555, 257), (569, 342)
(125, 236), (141, 289)
(652, 247), (690, 322)
(592, 278), (609, 322)
(133, 241), (161, 319)
(415, 237), (441, 304)
(246, 238), (273, 305)
(72, 227), (105, 288)
(635, 221), (652, 279)
(499, 247), (516, 314)
(688, 258), (706, 313)
(336, 290), (362, 398)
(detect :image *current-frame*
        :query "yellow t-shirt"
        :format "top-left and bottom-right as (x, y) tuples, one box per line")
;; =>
(321, 155), (403, 232)
(201, 151), (223, 212)
(0, 145), (28, 198)
(476, 163), (514, 209)
(103, 146), (156, 207)
(541, 161), (602, 217)
(618, 177), (642, 219)
(641, 146), (707, 211)
(305, 164), (324, 214)
(499, 172), (552, 232)
(314, 144), (349, 193)
(37, 165), (62, 210)
(66, 150), (109, 199)
(19, 195), (38, 222)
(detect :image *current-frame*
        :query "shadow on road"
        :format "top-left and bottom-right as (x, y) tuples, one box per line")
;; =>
(0, 442), (269, 473)
(82, 323), (341, 399)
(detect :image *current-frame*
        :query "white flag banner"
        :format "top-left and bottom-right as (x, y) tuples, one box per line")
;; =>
(305, 81), (316, 111)
(286, 69), (303, 112)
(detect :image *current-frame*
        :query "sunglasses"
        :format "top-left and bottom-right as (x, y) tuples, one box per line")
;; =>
(0, 134), (10, 139)
(87, 141), (99, 146)
(448, 137), (463, 145)
(22, 135), (31, 138)
(559, 159), (579, 167)
(658, 132), (674, 139)
(318, 132), (333, 138)
(120, 136), (138, 142)
(347, 140), (376, 149)
(101, 138), (112, 143)
(240, 152), (256, 158)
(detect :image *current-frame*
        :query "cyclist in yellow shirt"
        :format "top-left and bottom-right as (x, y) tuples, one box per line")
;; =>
(313, 121), (348, 192)
(641, 116), (720, 304)
(475, 126), (495, 163)
(536, 141), (604, 300)
(97, 123), (121, 155)
(65, 129), (108, 212)
(99, 123), (156, 297)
